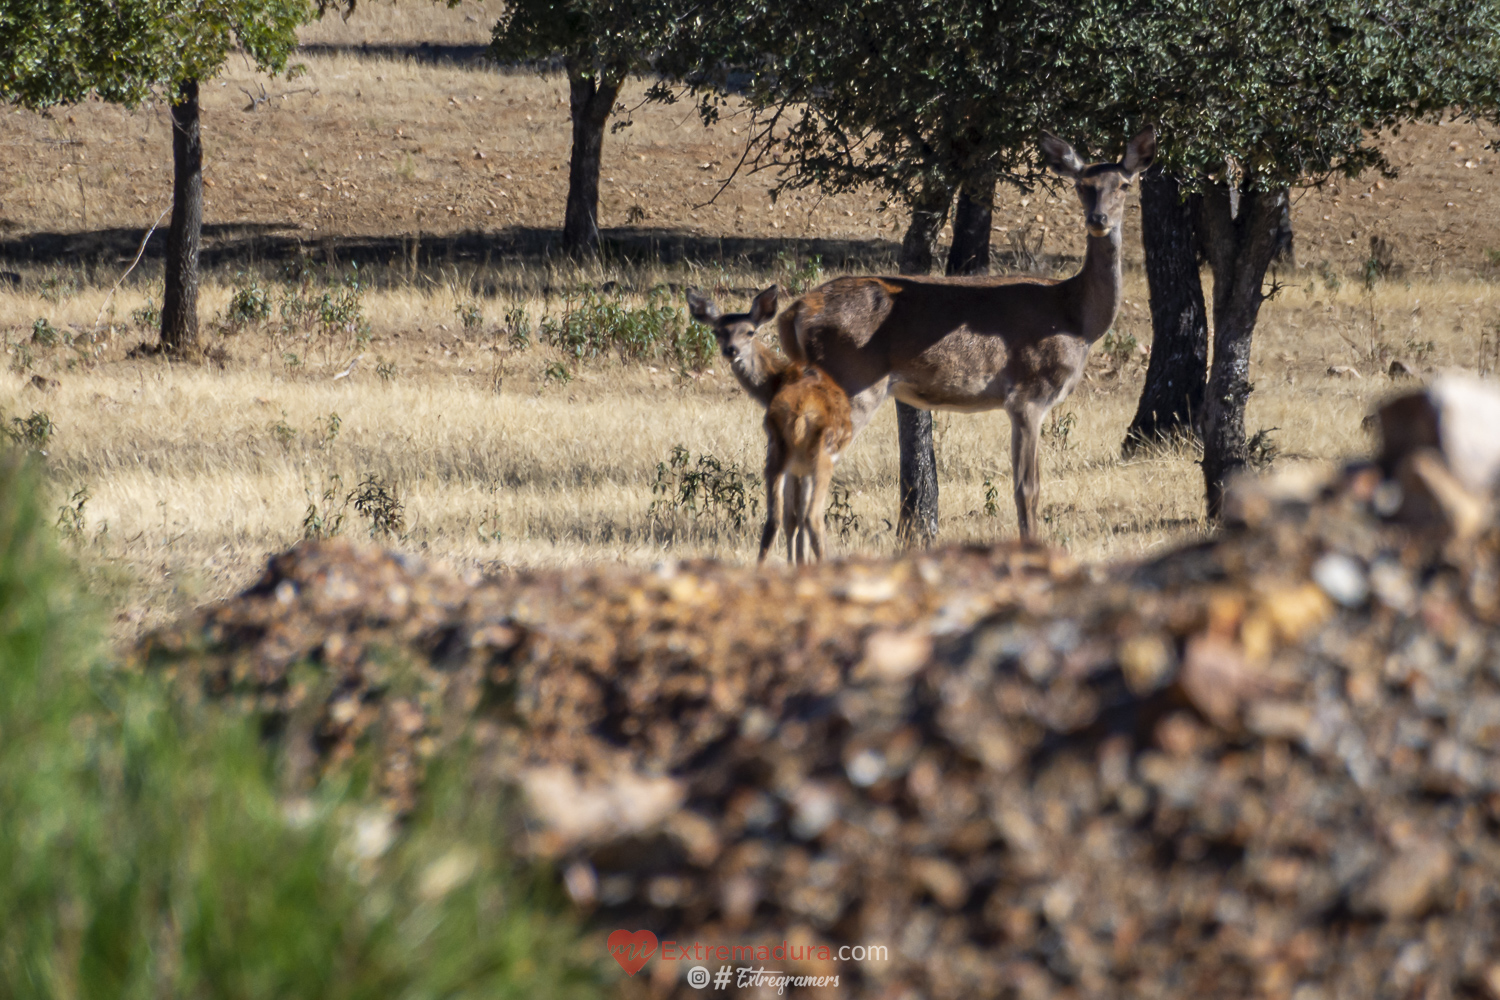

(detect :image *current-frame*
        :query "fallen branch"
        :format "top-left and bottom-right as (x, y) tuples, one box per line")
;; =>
(94, 207), (169, 331)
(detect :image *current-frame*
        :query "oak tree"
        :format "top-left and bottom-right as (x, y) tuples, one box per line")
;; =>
(491, 0), (687, 256)
(1, 0), (316, 357)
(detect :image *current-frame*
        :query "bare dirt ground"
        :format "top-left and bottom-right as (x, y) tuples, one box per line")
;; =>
(2, 1), (1499, 645)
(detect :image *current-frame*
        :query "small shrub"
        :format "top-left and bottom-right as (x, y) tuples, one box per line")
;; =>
(649, 444), (760, 532)
(376, 356), (398, 381)
(319, 412), (342, 449)
(31, 317), (61, 347)
(282, 351), (303, 369)
(542, 360), (573, 385)
(130, 298), (161, 330)
(302, 474), (346, 539)
(10, 340), (35, 373)
(269, 412), (298, 451)
(455, 300), (484, 331)
(223, 274), (274, 331)
(475, 507), (503, 544)
(350, 474), (405, 539)
(538, 287), (710, 371)
(504, 305), (532, 351)
(1317, 259), (1342, 293)
(983, 477), (1000, 518)
(778, 251), (824, 295)
(1362, 235), (1396, 289)
(55, 485), (89, 543)
(1248, 426), (1281, 470)
(1043, 410), (1077, 452)
(5, 410), (55, 454)
(826, 486), (861, 542)
(1099, 329), (1139, 366)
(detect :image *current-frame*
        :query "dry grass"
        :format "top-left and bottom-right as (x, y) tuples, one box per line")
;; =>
(3, 1), (1500, 644)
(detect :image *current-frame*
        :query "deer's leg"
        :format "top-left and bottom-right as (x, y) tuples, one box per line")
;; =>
(760, 433), (786, 564)
(1009, 404), (1043, 539)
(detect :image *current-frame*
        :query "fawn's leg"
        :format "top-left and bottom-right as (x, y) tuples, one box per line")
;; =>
(806, 448), (834, 562)
(783, 474), (803, 564)
(760, 433), (786, 564)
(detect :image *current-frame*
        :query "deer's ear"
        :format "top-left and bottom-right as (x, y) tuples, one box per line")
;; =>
(1039, 132), (1085, 178)
(748, 285), (780, 326)
(687, 291), (719, 324)
(1122, 127), (1157, 178)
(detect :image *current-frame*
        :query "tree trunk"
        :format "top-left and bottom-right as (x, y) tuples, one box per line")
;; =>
(897, 182), (952, 277)
(946, 170), (994, 276)
(1197, 183), (1288, 519)
(562, 58), (623, 256)
(1123, 168), (1208, 453)
(894, 182), (952, 545)
(160, 77), (202, 357)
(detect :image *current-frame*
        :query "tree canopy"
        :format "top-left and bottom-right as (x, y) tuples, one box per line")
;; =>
(1, 0), (314, 109)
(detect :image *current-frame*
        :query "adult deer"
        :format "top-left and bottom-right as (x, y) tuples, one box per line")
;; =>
(686, 287), (854, 564)
(779, 128), (1156, 538)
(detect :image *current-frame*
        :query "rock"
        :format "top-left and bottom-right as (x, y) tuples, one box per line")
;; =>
(1388, 359), (1416, 378)
(134, 446), (1500, 1000)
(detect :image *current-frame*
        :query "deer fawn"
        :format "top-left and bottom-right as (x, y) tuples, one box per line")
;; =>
(687, 286), (854, 565)
(778, 128), (1157, 538)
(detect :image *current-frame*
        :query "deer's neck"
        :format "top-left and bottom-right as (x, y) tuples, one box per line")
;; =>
(727, 338), (788, 406)
(1067, 227), (1123, 343)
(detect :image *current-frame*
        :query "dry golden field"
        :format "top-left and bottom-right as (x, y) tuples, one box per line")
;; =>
(3, 2), (1500, 644)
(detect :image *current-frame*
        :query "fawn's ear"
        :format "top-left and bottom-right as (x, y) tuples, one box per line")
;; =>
(687, 291), (719, 324)
(748, 285), (780, 326)
(1039, 132), (1085, 179)
(1122, 127), (1157, 179)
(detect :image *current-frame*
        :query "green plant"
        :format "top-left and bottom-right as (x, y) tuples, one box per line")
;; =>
(649, 444), (760, 532)
(538, 287), (711, 370)
(1317, 260), (1342, 294)
(504, 305), (532, 351)
(0, 456), (604, 1000)
(319, 411), (342, 449)
(1043, 409), (1077, 452)
(1099, 329), (1138, 365)
(1247, 426), (1280, 470)
(542, 360), (574, 385)
(5, 410), (55, 455)
(282, 351), (303, 369)
(1362, 234), (1396, 289)
(10, 340), (35, 372)
(270, 412), (298, 451)
(224, 272), (274, 331)
(376, 356), (398, 381)
(983, 477), (1000, 518)
(130, 298), (162, 330)
(476, 507), (504, 544)
(55, 485), (89, 543)
(302, 474), (346, 539)
(350, 474), (405, 539)
(825, 485), (861, 541)
(778, 251), (824, 294)
(456, 299), (484, 331)
(30, 317), (60, 347)
(1403, 338), (1436, 364)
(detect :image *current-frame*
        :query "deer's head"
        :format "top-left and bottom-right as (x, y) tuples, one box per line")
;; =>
(1040, 128), (1157, 238)
(686, 286), (780, 365)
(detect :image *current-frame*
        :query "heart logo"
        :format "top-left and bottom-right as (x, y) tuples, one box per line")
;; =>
(607, 929), (658, 976)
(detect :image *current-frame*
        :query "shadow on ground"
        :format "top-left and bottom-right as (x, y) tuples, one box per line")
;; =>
(0, 223), (909, 282)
